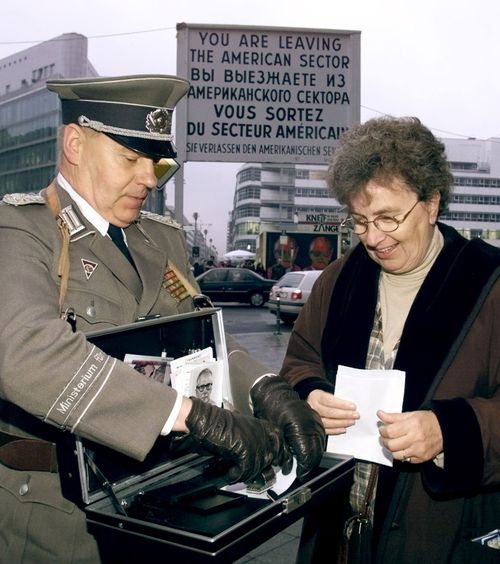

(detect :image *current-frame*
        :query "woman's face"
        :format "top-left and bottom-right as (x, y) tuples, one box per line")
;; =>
(349, 178), (440, 274)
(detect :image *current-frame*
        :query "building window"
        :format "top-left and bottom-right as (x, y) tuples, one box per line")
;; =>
(235, 221), (260, 235)
(449, 161), (478, 171)
(296, 187), (330, 197)
(453, 176), (500, 188)
(451, 194), (500, 205)
(441, 212), (500, 222)
(237, 186), (261, 201)
(234, 205), (260, 220)
(238, 167), (261, 183)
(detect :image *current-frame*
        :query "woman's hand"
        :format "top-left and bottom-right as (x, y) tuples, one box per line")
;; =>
(378, 409), (443, 464)
(307, 389), (359, 435)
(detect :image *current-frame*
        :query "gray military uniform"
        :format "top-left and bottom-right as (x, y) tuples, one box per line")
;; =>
(0, 183), (264, 563)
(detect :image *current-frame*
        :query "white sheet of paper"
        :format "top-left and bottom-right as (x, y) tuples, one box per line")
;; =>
(326, 365), (406, 466)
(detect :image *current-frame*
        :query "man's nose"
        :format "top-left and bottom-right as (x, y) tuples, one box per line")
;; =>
(138, 158), (157, 189)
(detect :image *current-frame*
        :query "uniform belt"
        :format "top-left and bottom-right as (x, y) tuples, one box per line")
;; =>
(0, 431), (58, 473)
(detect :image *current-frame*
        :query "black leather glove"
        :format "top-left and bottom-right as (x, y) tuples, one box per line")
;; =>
(251, 375), (326, 482)
(185, 397), (292, 483)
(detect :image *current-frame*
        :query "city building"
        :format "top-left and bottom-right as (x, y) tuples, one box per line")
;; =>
(228, 141), (500, 269)
(227, 162), (346, 270)
(0, 33), (98, 194)
(440, 138), (500, 245)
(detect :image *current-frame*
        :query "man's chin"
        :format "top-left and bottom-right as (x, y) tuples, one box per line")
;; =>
(116, 209), (142, 226)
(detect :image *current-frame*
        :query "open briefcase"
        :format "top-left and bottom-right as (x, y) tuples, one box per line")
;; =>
(57, 308), (354, 563)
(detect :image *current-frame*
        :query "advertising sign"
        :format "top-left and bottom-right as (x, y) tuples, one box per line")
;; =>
(264, 232), (338, 274)
(176, 23), (360, 164)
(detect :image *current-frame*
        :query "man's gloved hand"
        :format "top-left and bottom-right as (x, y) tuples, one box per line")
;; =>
(185, 397), (292, 483)
(251, 375), (326, 482)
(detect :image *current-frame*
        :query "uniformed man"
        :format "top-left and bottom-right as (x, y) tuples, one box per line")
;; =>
(0, 75), (325, 563)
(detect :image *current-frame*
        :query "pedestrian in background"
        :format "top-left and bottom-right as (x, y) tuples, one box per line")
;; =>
(281, 116), (500, 563)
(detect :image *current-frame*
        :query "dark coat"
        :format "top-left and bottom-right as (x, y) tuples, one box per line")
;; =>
(282, 224), (500, 563)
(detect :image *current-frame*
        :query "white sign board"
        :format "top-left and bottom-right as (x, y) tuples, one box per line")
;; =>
(176, 23), (360, 165)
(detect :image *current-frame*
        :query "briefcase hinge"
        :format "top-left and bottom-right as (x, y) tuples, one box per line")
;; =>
(282, 486), (311, 514)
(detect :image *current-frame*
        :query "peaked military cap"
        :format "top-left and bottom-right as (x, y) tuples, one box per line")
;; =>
(46, 75), (190, 160)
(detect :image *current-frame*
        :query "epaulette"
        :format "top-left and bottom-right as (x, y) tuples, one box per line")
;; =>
(139, 210), (181, 229)
(2, 192), (46, 206)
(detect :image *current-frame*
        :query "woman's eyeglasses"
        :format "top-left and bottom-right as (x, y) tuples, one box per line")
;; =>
(341, 200), (421, 235)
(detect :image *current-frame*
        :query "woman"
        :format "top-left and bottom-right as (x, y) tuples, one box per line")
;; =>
(281, 117), (500, 563)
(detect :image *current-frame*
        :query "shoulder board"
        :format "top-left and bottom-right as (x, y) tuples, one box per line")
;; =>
(2, 192), (45, 206)
(139, 211), (181, 229)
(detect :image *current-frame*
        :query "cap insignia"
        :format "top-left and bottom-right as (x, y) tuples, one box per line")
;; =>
(146, 108), (172, 135)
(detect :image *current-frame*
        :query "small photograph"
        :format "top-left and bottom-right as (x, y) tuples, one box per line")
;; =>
(123, 354), (172, 386)
(168, 347), (224, 406)
(191, 365), (221, 405)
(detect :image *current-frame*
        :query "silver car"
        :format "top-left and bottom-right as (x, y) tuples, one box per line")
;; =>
(267, 270), (322, 324)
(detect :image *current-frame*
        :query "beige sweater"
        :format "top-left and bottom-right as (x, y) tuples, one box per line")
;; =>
(379, 227), (444, 360)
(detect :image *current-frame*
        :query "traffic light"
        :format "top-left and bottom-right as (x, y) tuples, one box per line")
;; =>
(192, 246), (200, 258)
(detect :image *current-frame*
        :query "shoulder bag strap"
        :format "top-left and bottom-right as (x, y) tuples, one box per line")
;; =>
(42, 182), (71, 318)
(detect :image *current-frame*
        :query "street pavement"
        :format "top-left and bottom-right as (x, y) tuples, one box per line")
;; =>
(229, 328), (304, 564)
(231, 328), (292, 375)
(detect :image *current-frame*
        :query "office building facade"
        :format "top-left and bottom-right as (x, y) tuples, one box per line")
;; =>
(440, 138), (500, 245)
(0, 33), (98, 195)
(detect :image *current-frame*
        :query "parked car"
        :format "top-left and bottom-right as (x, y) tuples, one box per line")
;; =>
(267, 270), (323, 324)
(195, 267), (275, 307)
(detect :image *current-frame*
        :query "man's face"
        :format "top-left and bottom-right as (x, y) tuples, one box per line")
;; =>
(195, 370), (213, 402)
(274, 239), (298, 269)
(74, 130), (157, 227)
(309, 237), (333, 269)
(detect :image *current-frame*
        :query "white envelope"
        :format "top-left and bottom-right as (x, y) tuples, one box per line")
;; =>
(326, 365), (406, 466)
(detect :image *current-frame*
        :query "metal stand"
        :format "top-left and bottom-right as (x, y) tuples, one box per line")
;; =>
(273, 295), (282, 335)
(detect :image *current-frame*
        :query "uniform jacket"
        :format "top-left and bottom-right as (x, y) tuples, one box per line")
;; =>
(0, 181), (271, 454)
(0, 183), (202, 460)
(281, 223), (500, 563)
(0, 182), (272, 563)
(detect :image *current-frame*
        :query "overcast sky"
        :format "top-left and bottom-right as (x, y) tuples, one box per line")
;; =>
(2, 0), (499, 254)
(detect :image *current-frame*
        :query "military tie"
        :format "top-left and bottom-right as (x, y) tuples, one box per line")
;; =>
(107, 224), (136, 267)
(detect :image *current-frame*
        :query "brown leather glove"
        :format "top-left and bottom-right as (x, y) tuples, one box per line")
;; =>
(185, 397), (292, 483)
(251, 375), (326, 481)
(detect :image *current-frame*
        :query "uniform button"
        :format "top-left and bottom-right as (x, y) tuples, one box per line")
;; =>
(86, 301), (96, 317)
(19, 475), (31, 496)
(390, 521), (399, 530)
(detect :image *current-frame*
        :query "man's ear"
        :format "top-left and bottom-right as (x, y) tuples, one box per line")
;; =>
(62, 124), (84, 165)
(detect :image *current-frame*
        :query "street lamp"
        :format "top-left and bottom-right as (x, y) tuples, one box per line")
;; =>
(192, 212), (199, 247)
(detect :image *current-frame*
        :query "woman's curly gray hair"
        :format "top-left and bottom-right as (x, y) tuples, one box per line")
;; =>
(326, 116), (453, 215)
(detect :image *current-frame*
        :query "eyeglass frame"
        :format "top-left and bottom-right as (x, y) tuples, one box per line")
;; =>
(196, 382), (213, 392)
(341, 199), (422, 235)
